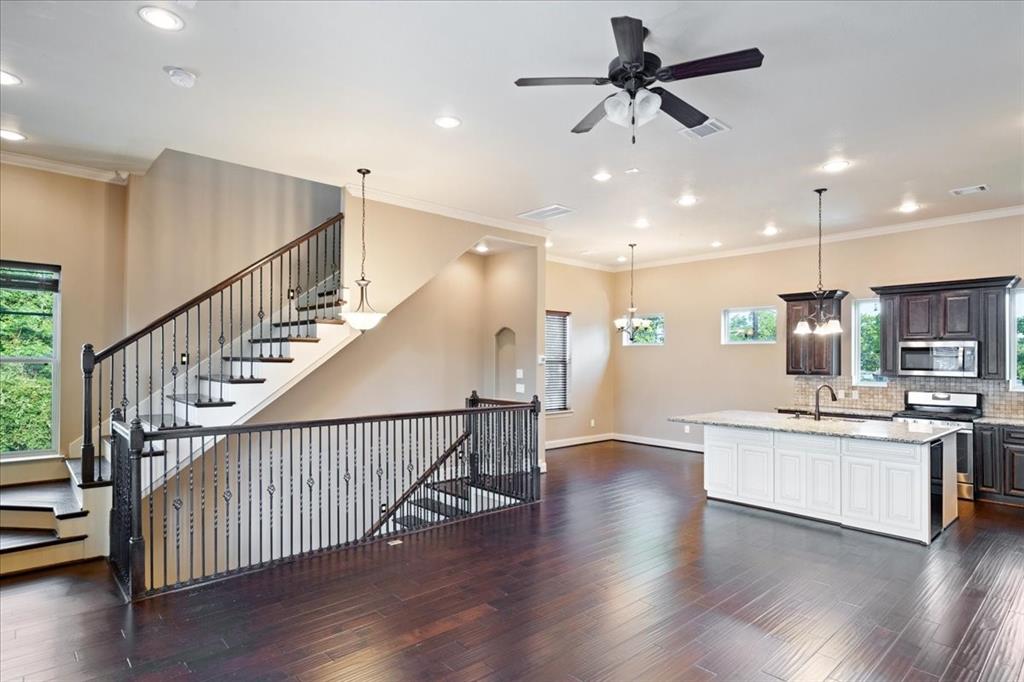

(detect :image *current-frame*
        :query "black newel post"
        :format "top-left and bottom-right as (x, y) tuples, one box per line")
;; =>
(466, 391), (481, 485)
(81, 344), (96, 484)
(530, 395), (542, 501)
(128, 418), (147, 600)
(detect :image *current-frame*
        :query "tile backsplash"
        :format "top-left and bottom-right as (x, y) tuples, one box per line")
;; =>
(793, 376), (1024, 419)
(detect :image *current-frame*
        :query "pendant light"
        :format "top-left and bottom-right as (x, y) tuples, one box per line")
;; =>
(342, 168), (386, 331)
(613, 243), (652, 340)
(794, 188), (842, 335)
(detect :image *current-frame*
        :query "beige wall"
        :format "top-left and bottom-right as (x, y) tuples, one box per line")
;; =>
(611, 217), (1024, 445)
(0, 163), (127, 454)
(544, 261), (617, 443)
(482, 248), (539, 402)
(125, 150), (341, 330)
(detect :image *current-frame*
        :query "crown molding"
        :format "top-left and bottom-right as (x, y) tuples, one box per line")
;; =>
(343, 183), (551, 239)
(610, 205), (1024, 273)
(546, 255), (615, 272)
(0, 151), (129, 185)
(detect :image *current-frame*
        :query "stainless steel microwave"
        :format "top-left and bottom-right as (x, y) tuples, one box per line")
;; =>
(898, 340), (979, 378)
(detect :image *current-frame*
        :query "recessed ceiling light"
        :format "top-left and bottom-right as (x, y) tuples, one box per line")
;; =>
(544, 239), (554, 248)
(0, 129), (26, 142)
(138, 6), (185, 31)
(616, 255), (627, 263)
(633, 218), (650, 229)
(592, 171), (612, 182)
(821, 158), (851, 174)
(710, 240), (722, 248)
(677, 194), (698, 207)
(0, 70), (22, 86)
(434, 116), (461, 129)
(163, 66), (196, 88)
(762, 223), (779, 236)
(898, 200), (920, 214)
(475, 243), (489, 253)
(624, 167), (640, 174)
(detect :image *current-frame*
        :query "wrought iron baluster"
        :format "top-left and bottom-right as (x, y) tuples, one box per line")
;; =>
(279, 429), (285, 560)
(305, 238), (311, 339)
(184, 310), (190, 426)
(249, 273), (255, 378)
(207, 298), (212, 405)
(229, 283), (235, 380)
(314, 231), (320, 321)
(258, 266), (265, 359)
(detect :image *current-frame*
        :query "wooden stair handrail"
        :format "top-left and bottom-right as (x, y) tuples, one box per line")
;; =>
(94, 212), (344, 362)
(362, 430), (470, 540)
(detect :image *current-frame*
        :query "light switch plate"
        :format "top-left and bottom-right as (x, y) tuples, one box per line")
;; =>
(851, 390), (859, 400)
(516, 369), (524, 379)
(837, 390), (846, 399)
(515, 383), (525, 394)
(538, 355), (546, 365)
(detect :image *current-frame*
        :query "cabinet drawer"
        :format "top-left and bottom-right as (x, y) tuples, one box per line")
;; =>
(776, 432), (841, 453)
(1003, 427), (1024, 444)
(842, 438), (919, 462)
(706, 426), (774, 447)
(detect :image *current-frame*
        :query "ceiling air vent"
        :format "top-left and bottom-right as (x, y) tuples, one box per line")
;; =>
(680, 118), (731, 140)
(949, 184), (989, 196)
(518, 204), (575, 221)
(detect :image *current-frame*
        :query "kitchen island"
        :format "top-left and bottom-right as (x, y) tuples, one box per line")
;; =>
(669, 410), (960, 544)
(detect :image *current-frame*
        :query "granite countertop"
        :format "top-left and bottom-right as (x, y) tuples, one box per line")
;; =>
(669, 410), (960, 444)
(777, 405), (895, 419)
(976, 416), (1024, 428)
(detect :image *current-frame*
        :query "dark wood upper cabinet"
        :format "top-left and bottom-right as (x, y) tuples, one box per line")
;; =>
(879, 294), (900, 377)
(938, 289), (979, 339)
(871, 276), (1019, 380)
(778, 290), (846, 376)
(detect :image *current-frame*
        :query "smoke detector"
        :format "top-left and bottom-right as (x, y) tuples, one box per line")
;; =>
(680, 118), (731, 140)
(949, 184), (988, 197)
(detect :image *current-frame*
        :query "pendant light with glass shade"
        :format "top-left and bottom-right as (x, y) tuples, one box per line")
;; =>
(793, 188), (842, 336)
(613, 243), (652, 341)
(342, 169), (386, 331)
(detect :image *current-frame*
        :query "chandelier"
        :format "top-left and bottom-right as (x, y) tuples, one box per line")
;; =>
(613, 243), (652, 341)
(342, 168), (386, 331)
(794, 188), (842, 335)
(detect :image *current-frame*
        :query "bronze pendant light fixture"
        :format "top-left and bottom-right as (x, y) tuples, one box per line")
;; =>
(794, 188), (842, 335)
(342, 168), (386, 331)
(613, 243), (652, 341)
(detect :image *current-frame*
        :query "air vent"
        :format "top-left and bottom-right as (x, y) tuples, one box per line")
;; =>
(518, 204), (575, 221)
(949, 184), (988, 196)
(680, 118), (731, 140)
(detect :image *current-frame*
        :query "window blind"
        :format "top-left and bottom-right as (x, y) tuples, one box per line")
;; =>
(544, 311), (569, 411)
(0, 261), (61, 293)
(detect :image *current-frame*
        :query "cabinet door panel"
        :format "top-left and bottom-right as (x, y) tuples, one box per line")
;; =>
(939, 289), (978, 339)
(738, 445), (774, 502)
(974, 426), (1002, 494)
(806, 452), (841, 516)
(901, 294), (938, 340)
(879, 295), (900, 377)
(979, 289), (1007, 380)
(774, 449), (806, 509)
(1004, 443), (1024, 498)
(880, 461), (922, 532)
(786, 302), (808, 374)
(842, 456), (880, 523)
(705, 442), (738, 496)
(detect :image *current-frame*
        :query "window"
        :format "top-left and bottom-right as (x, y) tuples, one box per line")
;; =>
(853, 298), (887, 386)
(0, 261), (61, 455)
(622, 313), (665, 346)
(722, 307), (777, 344)
(544, 311), (570, 411)
(1013, 289), (1024, 391)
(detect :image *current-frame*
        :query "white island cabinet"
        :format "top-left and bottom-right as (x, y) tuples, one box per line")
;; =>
(670, 411), (960, 545)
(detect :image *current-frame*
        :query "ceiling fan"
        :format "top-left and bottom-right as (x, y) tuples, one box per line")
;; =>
(514, 16), (764, 143)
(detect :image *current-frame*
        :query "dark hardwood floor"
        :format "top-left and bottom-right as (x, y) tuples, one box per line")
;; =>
(2, 441), (1023, 681)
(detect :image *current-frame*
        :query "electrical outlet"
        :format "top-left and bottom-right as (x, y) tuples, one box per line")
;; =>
(537, 355), (546, 365)
(515, 383), (525, 394)
(516, 368), (524, 379)
(837, 390), (846, 399)
(852, 390), (859, 400)
(589, 419), (595, 428)
(684, 425), (691, 434)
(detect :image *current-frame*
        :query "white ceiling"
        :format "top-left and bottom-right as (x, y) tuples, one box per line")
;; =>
(1, 1), (1022, 266)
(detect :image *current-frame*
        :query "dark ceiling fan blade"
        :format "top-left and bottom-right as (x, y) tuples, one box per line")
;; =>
(650, 87), (709, 128)
(656, 48), (764, 82)
(571, 96), (613, 134)
(611, 16), (645, 67)
(515, 77), (611, 86)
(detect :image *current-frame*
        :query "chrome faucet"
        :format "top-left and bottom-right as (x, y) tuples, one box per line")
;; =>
(815, 384), (838, 421)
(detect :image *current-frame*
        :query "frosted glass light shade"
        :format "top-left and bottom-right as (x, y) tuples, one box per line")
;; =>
(344, 311), (386, 331)
(822, 319), (843, 334)
(633, 88), (662, 126)
(793, 319), (813, 335)
(604, 91), (632, 127)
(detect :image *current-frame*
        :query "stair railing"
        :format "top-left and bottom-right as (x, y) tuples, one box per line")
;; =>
(109, 393), (540, 600)
(81, 213), (345, 484)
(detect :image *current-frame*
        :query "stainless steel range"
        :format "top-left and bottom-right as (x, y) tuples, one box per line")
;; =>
(892, 391), (981, 500)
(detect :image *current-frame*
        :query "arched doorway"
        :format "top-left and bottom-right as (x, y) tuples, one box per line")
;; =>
(494, 327), (517, 399)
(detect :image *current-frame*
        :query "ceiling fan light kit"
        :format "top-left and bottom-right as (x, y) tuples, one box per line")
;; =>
(515, 15), (764, 144)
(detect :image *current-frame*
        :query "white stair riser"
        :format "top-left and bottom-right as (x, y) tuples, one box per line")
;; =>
(0, 539), (87, 575)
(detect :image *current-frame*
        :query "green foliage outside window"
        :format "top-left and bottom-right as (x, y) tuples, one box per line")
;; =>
(1016, 301), (1024, 385)
(725, 308), (777, 343)
(857, 301), (885, 384)
(1, 287), (56, 453)
(623, 314), (665, 346)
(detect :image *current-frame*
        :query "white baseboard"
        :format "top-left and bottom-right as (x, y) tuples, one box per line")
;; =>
(613, 433), (704, 452)
(545, 433), (615, 450)
(545, 432), (703, 453)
